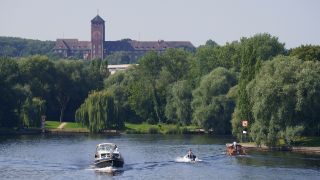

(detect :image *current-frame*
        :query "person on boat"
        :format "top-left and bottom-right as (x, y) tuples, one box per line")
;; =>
(233, 141), (237, 148)
(187, 149), (192, 158)
(233, 141), (243, 154)
(233, 141), (238, 151)
(114, 145), (118, 152)
(187, 149), (196, 160)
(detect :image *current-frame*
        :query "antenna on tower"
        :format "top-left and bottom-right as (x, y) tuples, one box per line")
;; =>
(97, 9), (99, 15)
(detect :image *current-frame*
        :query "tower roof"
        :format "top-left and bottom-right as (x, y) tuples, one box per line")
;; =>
(91, 15), (105, 23)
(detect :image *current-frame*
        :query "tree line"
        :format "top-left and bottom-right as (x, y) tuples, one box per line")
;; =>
(76, 33), (320, 147)
(1, 33), (320, 147)
(0, 37), (56, 58)
(0, 55), (106, 128)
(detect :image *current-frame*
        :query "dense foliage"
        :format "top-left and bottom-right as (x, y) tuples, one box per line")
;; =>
(75, 91), (124, 133)
(192, 67), (237, 133)
(1, 33), (320, 146)
(248, 56), (320, 146)
(106, 51), (138, 65)
(21, 97), (46, 127)
(231, 34), (286, 139)
(0, 56), (105, 128)
(165, 80), (192, 125)
(0, 57), (20, 127)
(0, 36), (55, 57)
(289, 45), (320, 62)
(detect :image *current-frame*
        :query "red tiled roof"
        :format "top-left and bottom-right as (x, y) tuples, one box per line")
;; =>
(53, 39), (91, 50)
(104, 40), (194, 53)
(54, 39), (194, 54)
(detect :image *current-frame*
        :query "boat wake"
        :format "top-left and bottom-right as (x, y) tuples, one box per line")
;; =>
(175, 156), (203, 163)
(87, 166), (124, 176)
(94, 166), (121, 173)
(86, 165), (124, 174)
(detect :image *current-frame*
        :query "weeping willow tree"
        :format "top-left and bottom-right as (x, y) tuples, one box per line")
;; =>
(21, 97), (46, 128)
(75, 91), (123, 133)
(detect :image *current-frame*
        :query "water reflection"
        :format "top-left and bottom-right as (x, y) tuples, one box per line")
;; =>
(0, 134), (319, 179)
(94, 168), (124, 177)
(236, 150), (320, 170)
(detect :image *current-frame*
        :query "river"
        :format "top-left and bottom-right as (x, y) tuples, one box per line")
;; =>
(0, 134), (319, 179)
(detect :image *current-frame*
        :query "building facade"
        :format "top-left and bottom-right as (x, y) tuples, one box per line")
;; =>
(53, 15), (194, 60)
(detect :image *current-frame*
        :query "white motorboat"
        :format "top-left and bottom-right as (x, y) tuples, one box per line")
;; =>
(94, 143), (124, 168)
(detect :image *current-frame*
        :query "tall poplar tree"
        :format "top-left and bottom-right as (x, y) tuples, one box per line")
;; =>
(232, 33), (285, 139)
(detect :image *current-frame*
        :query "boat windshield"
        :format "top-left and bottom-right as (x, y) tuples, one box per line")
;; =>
(97, 144), (115, 151)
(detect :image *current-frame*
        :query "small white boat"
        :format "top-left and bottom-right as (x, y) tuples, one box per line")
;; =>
(94, 143), (124, 168)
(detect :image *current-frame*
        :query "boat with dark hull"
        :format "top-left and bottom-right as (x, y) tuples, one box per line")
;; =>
(94, 143), (124, 168)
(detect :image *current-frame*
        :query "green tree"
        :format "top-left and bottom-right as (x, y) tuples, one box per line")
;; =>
(53, 59), (105, 122)
(21, 97), (46, 128)
(75, 91), (123, 133)
(295, 60), (320, 136)
(205, 39), (219, 47)
(0, 36), (55, 57)
(106, 51), (132, 65)
(190, 41), (241, 85)
(104, 70), (140, 123)
(86, 58), (105, 89)
(127, 68), (156, 123)
(18, 56), (57, 122)
(192, 67), (237, 134)
(232, 33), (285, 139)
(54, 61), (81, 122)
(165, 80), (192, 125)
(290, 44), (320, 62)
(247, 56), (320, 146)
(0, 57), (20, 127)
(127, 49), (191, 124)
(162, 48), (191, 82)
(136, 51), (166, 123)
(18, 55), (56, 99)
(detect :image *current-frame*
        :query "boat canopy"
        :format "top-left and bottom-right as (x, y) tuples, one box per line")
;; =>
(96, 143), (116, 151)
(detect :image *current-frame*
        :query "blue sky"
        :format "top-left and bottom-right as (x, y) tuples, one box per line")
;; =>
(1, 0), (319, 48)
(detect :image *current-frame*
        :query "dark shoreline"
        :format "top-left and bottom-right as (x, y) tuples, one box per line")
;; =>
(242, 144), (320, 155)
(0, 128), (42, 135)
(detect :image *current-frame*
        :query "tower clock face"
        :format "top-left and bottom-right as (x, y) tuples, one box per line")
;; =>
(93, 31), (101, 40)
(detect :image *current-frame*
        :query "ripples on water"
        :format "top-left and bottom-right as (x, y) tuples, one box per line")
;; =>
(0, 134), (319, 179)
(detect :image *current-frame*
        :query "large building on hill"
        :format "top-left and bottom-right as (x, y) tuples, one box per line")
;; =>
(53, 15), (194, 60)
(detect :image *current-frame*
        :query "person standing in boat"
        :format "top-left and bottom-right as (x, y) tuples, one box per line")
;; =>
(187, 149), (192, 158)
(233, 142), (237, 150)
(114, 145), (118, 152)
(187, 149), (196, 160)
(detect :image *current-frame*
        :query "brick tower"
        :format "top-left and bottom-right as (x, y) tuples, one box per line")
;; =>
(91, 15), (105, 60)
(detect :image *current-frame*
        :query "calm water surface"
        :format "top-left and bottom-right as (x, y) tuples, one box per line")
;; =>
(0, 134), (319, 179)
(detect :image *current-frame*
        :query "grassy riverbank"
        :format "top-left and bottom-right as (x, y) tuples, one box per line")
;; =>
(125, 123), (201, 134)
(45, 121), (89, 133)
(45, 121), (201, 134)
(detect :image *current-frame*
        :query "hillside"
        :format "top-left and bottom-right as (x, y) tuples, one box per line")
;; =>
(0, 36), (55, 57)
